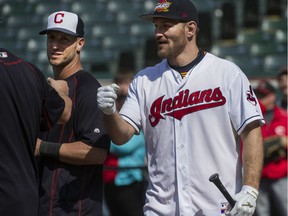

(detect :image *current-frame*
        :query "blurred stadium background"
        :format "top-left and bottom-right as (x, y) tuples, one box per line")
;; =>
(0, 0), (287, 84)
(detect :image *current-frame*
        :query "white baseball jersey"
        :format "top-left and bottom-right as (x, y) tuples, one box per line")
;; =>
(120, 52), (264, 216)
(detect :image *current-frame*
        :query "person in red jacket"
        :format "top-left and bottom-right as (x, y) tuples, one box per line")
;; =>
(254, 80), (287, 216)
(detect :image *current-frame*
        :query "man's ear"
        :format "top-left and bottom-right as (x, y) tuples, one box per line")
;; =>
(77, 37), (85, 51)
(187, 21), (198, 37)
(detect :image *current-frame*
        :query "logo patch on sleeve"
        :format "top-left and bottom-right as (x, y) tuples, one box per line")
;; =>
(247, 85), (257, 106)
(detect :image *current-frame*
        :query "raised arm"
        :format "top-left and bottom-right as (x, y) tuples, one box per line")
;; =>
(47, 77), (72, 123)
(97, 83), (136, 145)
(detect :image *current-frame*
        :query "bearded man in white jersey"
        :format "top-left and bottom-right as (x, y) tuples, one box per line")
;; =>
(97, 0), (265, 215)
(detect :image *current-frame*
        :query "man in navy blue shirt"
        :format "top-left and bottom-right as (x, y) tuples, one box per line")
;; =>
(36, 11), (110, 215)
(0, 47), (71, 216)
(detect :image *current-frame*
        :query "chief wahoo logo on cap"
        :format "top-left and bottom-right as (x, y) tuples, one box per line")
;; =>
(155, 0), (172, 12)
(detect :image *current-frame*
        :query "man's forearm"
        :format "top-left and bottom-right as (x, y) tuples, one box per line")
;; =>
(104, 112), (135, 145)
(58, 95), (72, 123)
(37, 140), (107, 165)
(241, 123), (264, 189)
(59, 141), (107, 165)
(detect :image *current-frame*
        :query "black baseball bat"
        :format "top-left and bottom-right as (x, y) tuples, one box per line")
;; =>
(209, 173), (236, 208)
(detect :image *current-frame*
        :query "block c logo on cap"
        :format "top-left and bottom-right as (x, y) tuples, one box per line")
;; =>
(54, 13), (65, 24)
(39, 11), (84, 37)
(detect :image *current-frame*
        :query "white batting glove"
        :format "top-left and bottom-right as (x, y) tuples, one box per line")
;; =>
(225, 185), (258, 216)
(97, 83), (119, 115)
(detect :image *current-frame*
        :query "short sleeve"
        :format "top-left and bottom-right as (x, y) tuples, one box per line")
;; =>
(228, 72), (265, 134)
(74, 77), (110, 150)
(119, 78), (141, 133)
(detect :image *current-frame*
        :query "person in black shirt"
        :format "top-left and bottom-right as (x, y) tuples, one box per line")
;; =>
(0, 47), (71, 216)
(36, 11), (110, 215)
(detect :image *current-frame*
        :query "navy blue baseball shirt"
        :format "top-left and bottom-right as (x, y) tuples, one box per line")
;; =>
(0, 48), (65, 216)
(38, 70), (110, 215)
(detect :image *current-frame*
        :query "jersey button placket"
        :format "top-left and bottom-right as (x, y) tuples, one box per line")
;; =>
(176, 117), (190, 214)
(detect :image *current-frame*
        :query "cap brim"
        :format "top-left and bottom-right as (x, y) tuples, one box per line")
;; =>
(39, 28), (80, 36)
(139, 14), (183, 22)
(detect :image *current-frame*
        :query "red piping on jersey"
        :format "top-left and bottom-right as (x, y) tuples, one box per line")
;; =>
(48, 123), (66, 215)
(71, 77), (85, 216)
(72, 77), (77, 109)
(48, 76), (86, 215)
(0, 58), (22, 65)
(42, 108), (52, 129)
(71, 76), (89, 215)
(48, 77), (79, 215)
(25, 60), (53, 128)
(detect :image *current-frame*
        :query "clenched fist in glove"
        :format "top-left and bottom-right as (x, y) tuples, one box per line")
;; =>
(97, 84), (119, 115)
(225, 185), (258, 216)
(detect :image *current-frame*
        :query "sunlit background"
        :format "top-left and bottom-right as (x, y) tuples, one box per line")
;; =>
(0, 0), (287, 84)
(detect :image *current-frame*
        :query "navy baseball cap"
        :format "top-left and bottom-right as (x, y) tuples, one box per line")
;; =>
(39, 11), (84, 37)
(140, 0), (199, 25)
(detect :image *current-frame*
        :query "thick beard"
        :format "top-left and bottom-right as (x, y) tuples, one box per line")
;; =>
(157, 33), (187, 59)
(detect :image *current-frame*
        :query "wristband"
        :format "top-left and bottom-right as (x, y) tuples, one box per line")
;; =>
(40, 141), (62, 159)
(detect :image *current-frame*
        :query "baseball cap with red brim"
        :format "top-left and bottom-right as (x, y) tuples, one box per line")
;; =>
(139, 0), (199, 25)
(39, 11), (84, 37)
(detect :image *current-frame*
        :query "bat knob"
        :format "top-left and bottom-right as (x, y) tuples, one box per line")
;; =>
(209, 173), (219, 182)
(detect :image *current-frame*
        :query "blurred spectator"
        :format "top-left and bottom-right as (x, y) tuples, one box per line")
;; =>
(277, 67), (287, 110)
(254, 80), (287, 216)
(103, 72), (146, 216)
